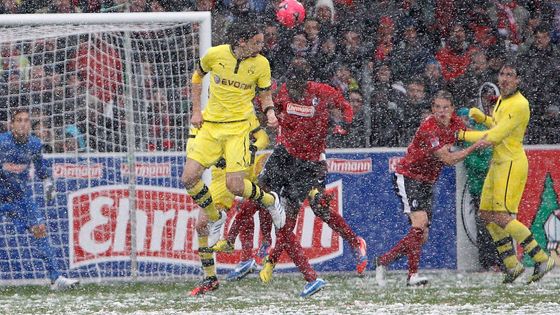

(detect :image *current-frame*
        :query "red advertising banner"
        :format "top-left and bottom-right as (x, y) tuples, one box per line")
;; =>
(68, 181), (344, 269)
(519, 149), (560, 262)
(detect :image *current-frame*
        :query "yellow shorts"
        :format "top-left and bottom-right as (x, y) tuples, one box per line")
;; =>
(187, 120), (253, 173)
(209, 166), (235, 210)
(480, 158), (528, 213)
(209, 152), (270, 210)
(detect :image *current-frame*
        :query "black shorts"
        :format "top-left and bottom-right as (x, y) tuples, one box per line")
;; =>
(259, 145), (325, 206)
(393, 172), (433, 224)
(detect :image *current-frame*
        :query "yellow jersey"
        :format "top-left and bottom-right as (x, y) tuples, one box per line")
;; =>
(199, 44), (271, 122)
(463, 91), (530, 162)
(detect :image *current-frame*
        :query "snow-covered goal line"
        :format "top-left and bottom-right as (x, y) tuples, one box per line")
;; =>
(0, 12), (211, 285)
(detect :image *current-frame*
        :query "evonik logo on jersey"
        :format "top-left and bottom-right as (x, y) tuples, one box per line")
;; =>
(216, 180), (345, 269)
(68, 185), (200, 268)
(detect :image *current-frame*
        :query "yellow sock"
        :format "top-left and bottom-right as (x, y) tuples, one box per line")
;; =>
(486, 223), (518, 269)
(187, 180), (219, 221)
(504, 220), (548, 263)
(242, 179), (274, 207)
(308, 188), (320, 200)
(198, 236), (216, 278)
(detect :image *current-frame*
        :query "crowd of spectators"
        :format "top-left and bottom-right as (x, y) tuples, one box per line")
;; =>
(1, 0), (560, 152)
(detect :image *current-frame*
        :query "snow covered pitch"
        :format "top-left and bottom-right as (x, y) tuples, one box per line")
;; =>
(0, 270), (559, 314)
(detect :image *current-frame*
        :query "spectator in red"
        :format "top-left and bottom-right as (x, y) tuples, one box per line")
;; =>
(487, 0), (530, 52)
(76, 36), (122, 105)
(373, 16), (396, 63)
(435, 23), (477, 81)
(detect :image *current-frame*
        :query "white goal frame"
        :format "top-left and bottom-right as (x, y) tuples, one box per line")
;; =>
(0, 12), (211, 284)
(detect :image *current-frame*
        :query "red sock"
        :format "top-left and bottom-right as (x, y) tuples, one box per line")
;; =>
(283, 228), (317, 282)
(238, 212), (255, 262)
(259, 208), (273, 245)
(325, 211), (360, 250)
(269, 217), (316, 282)
(379, 227), (424, 267)
(226, 200), (260, 244)
(269, 217), (297, 263)
(406, 228), (424, 277)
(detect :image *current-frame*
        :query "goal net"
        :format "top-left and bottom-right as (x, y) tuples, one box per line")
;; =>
(0, 12), (212, 285)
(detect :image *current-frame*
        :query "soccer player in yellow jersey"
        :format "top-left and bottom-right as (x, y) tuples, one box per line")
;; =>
(188, 114), (270, 296)
(182, 21), (286, 259)
(458, 62), (555, 284)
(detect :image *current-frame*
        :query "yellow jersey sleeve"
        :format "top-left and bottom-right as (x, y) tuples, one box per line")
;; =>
(256, 58), (272, 90)
(463, 92), (529, 162)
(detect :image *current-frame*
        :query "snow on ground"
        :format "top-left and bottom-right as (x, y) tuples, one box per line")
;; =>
(1, 269), (559, 314)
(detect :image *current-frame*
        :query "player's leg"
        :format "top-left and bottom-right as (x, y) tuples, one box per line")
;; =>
(222, 200), (260, 281)
(223, 123), (285, 229)
(13, 199), (78, 290)
(308, 183), (367, 274)
(261, 205), (326, 297)
(482, 159), (553, 283)
(377, 173), (430, 286)
(191, 165), (240, 292)
(183, 126), (222, 223)
(262, 163), (327, 296)
(190, 210), (219, 296)
(479, 162), (523, 282)
(257, 207), (273, 263)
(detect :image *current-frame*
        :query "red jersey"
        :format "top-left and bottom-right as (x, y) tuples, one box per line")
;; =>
(396, 114), (465, 183)
(274, 81), (353, 161)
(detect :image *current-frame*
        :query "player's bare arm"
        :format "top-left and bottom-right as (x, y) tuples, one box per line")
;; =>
(259, 89), (278, 128)
(190, 68), (204, 128)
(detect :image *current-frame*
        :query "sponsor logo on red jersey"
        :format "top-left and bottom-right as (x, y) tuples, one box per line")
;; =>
(286, 102), (315, 117)
(53, 163), (103, 179)
(327, 158), (372, 174)
(68, 185), (199, 268)
(216, 180), (345, 268)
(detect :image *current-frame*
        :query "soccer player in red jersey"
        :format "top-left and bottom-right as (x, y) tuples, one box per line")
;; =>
(258, 56), (367, 297)
(214, 57), (364, 295)
(375, 90), (490, 287)
(214, 58), (368, 288)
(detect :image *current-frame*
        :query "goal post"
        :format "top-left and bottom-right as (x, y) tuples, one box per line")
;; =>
(0, 12), (211, 285)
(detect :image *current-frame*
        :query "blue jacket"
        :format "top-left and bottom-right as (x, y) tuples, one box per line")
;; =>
(0, 132), (49, 201)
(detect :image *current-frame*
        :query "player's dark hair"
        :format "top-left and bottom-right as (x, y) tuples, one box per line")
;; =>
(407, 76), (425, 87)
(432, 90), (454, 106)
(501, 60), (523, 78)
(227, 21), (263, 46)
(534, 24), (550, 35)
(9, 107), (29, 122)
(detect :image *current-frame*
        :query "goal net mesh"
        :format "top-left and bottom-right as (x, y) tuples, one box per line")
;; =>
(0, 19), (206, 284)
